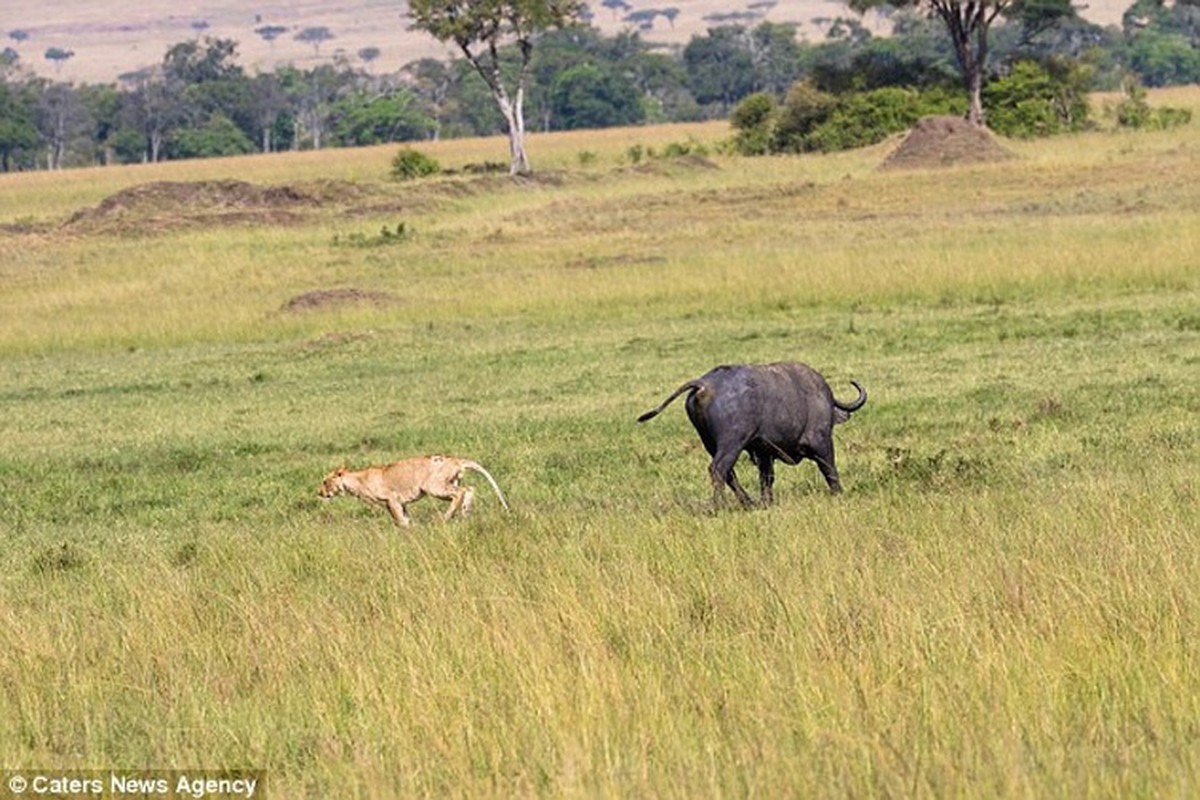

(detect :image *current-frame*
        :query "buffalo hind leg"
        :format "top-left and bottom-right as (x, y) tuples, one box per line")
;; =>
(710, 449), (754, 508)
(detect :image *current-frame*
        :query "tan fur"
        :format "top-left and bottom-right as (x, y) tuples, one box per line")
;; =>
(318, 455), (509, 527)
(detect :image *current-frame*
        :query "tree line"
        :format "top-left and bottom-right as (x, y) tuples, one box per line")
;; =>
(0, 0), (1196, 172)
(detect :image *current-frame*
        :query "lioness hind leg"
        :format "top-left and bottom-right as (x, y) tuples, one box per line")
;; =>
(443, 486), (475, 521)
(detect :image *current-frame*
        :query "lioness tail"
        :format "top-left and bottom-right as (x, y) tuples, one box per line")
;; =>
(462, 461), (511, 511)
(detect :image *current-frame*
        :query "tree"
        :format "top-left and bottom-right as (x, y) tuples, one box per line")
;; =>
(0, 77), (39, 170)
(249, 72), (289, 152)
(37, 80), (92, 168)
(296, 27), (336, 55)
(408, 0), (585, 175)
(401, 57), (459, 139)
(330, 86), (435, 145)
(163, 37), (242, 84)
(255, 25), (289, 47)
(1123, 0), (1200, 86)
(170, 112), (256, 158)
(601, 0), (632, 20)
(77, 83), (124, 164)
(114, 66), (181, 162)
(358, 46), (382, 70)
(847, 0), (1013, 126)
(44, 47), (74, 73)
(162, 37), (258, 152)
(748, 21), (803, 96)
(549, 62), (643, 129)
(278, 63), (355, 150)
(624, 10), (660, 30)
(683, 26), (756, 112)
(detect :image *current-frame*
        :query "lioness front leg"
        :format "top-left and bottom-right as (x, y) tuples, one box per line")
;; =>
(386, 499), (413, 527)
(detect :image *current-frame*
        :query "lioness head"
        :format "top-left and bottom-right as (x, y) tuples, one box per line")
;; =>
(318, 467), (348, 499)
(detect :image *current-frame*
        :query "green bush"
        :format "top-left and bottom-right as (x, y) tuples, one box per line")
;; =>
(661, 138), (709, 158)
(390, 148), (441, 181)
(733, 81), (963, 155)
(1112, 78), (1193, 130)
(772, 81), (837, 152)
(984, 60), (1091, 138)
(805, 86), (926, 152)
(729, 92), (776, 156)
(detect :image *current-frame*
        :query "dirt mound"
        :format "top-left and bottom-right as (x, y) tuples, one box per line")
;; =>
(881, 116), (1015, 170)
(281, 288), (397, 313)
(64, 179), (372, 234)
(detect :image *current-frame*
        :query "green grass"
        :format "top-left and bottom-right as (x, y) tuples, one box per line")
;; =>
(1, 96), (1198, 797)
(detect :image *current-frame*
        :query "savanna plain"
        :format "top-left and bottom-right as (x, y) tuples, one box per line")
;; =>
(1, 89), (1198, 798)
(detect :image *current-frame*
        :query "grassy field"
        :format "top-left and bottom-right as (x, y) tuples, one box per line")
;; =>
(1, 90), (1198, 798)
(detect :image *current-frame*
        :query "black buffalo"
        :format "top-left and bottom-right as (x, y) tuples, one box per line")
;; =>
(637, 362), (867, 506)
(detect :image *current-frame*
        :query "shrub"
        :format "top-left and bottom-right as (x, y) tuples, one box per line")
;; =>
(984, 60), (1091, 138)
(729, 80), (965, 156)
(773, 81), (837, 152)
(661, 138), (709, 158)
(390, 148), (441, 181)
(729, 92), (776, 156)
(805, 86), (926, 152)
(1111, 77), (1193, 130)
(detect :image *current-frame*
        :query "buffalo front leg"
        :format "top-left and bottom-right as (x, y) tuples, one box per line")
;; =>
(810, 442), (843, 495)
(751, 452), (776, 506)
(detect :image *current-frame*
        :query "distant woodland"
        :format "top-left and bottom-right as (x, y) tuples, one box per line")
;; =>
(1, 0), (1197, 170)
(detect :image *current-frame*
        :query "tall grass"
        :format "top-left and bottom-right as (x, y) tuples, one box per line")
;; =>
(1, 92), (1198, 797)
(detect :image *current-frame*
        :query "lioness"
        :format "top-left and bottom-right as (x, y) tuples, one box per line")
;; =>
(318, 455), (510, 527)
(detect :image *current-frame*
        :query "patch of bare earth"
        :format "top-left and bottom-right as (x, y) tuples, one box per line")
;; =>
(881, 116), (1015, 170)
(281, 288), (397, 314)
(63, 179), (381, 234)
(57, 173), (582, 236)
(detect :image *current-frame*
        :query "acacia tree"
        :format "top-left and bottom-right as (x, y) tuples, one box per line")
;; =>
(408, 0), (584, 175)
(848, 0), (1013, 126)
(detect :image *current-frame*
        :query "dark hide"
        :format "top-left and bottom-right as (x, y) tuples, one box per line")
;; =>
(638, 362), (866, 507)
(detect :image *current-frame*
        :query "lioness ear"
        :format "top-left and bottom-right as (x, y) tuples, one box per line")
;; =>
(337, 466), (347, 475)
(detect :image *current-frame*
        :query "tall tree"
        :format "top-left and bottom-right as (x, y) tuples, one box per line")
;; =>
(0, 76), (39, 170)
(117, 67), (185, 162)
(408, 0), (584, 175)
(249, 72), (289, 152)
(549, 63), (643, 129)
(683, 26), (756, 113)
(36, 81), (91, 168)
(748, 22), (803, 96)
(401, 57), (459, 139)
(847, 0), (1013, 125)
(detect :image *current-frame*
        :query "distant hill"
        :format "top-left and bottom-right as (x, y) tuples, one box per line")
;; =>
(4, 0), (1132, 85)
